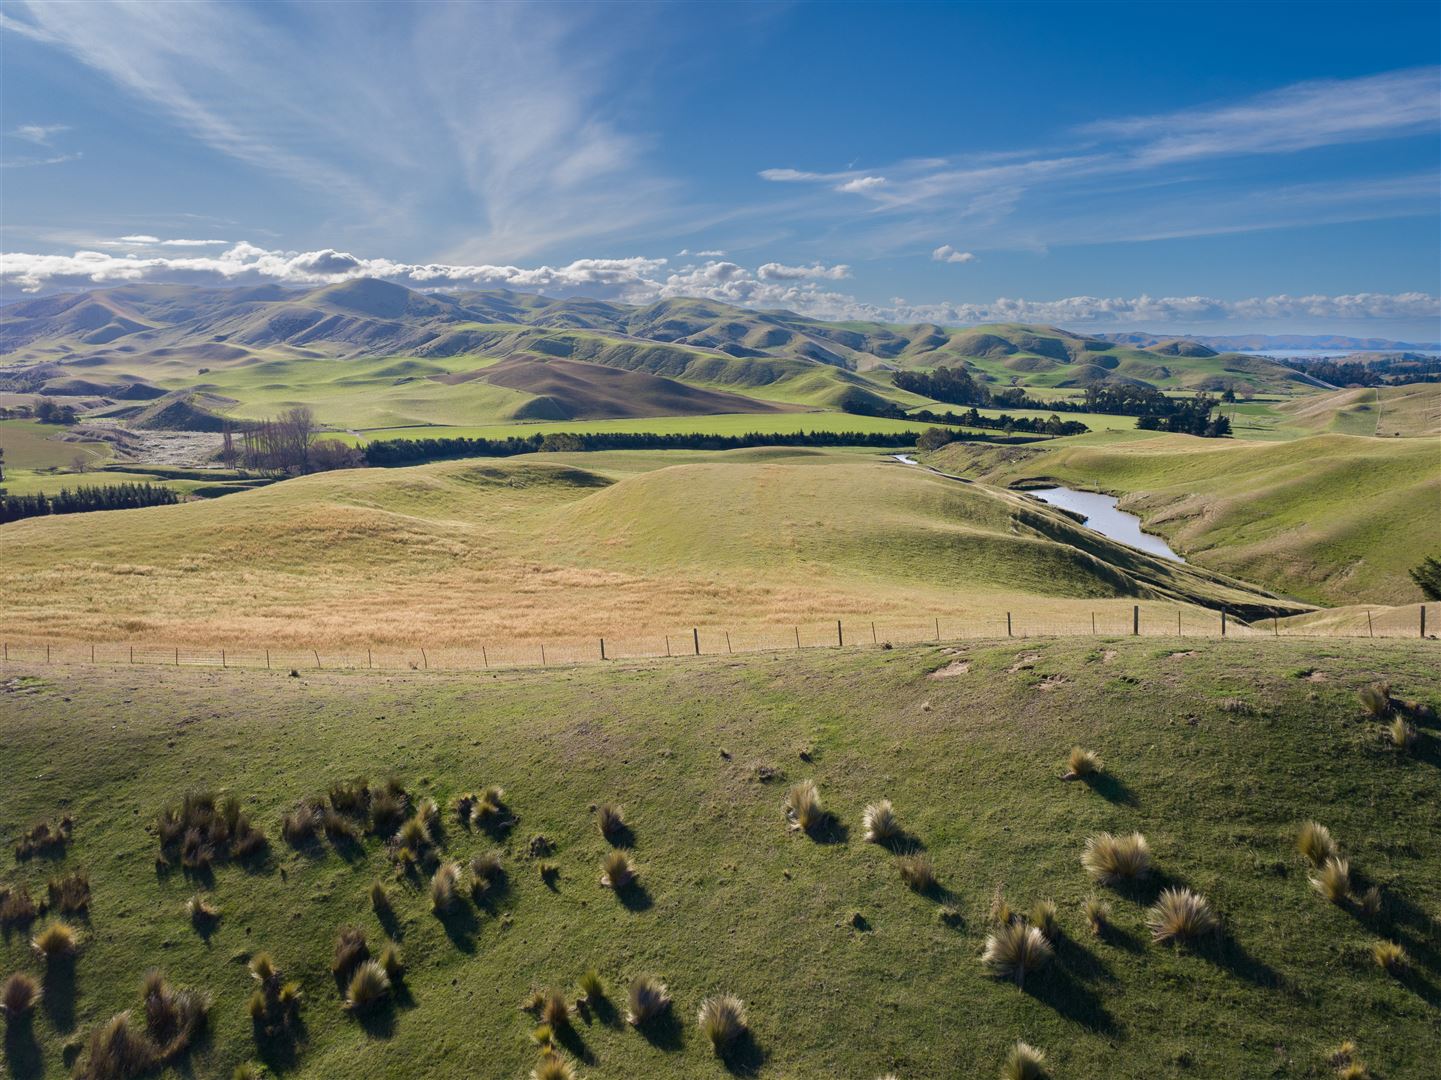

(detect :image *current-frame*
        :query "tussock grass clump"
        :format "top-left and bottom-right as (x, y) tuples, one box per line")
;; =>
(331, 926), (369, 984)
(1358, 682), (1392, 718)
(344, 960), (391, 1012)
(541, 989), (570, 1029)
(1030, 900), (1060, 940)
(1083, 896), (1111, 936)
(626, 975), (671, 1026)
(982, 922), (1053, 987)
(989, 889), (1014, 928)
(1081, 831), (1151, 884)
(15, 814), (72, 860)
(78, 1011), (154, 1080)
(1297, 821), (1338, 867)
(472, 786), (508, 825)
(862, 799), (901, 843)
(369, 880), (391, 914)
(697, 994), (747, 1054)
(142, 970), (210, 1060)
(1310, 856), (1351, 904)
(1000, 1040), (1049, 1080)
(378, 943), (405, 982)
(158, 792), (264, 868)
(430, 862), (461, 912)
(1147, 887), (1218, 944)
(531, 1050), (578, 1080)
(1064, 746), (1102, 779)
(1357, 885), (1383, 918)
(322, 808), (361, 844)
(48, 870), (90, 914)
(328, 777), (370, 816)
(186, 892), (220, 927)
(1, 971), (41, 1019)
(897, 851), (937, 892)
(396, 813), (432, 854)
(784, 779), (825, 833)
(249, 953), (282, 991)
(234, 1064), (265, 1080)
(1372, 940), (1407, 974)
(577, 969), (604, 1004)
(32, 919), (80, 959)
(368, 780), (408, 834)
(280, 799), (323, 847)
(600, 850), (636, 890)
(1388, 716), (1418, 751)
(0, 882), (38, 928)
(597, 803), (626, 842)
(469, 850), (504, 901)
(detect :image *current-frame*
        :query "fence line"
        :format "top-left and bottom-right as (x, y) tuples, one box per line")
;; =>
(0, 603), (1430, 675)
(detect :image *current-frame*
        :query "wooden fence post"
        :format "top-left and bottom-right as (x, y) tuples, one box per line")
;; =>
(1273, 617), (1279, 638)
(48, 645), (52, 664)
(421, 647), (428, 670)
(837, 620), (843, 647)
(1422, 604), (1428, 639)
(1366, 610), (1373, 638)
(871, 621), (877, 644)
(175, 648), (179, 666)
(1006, 612), (1012, 637)
(934, 617), (940, 639)
(1132, 606), (1139, 636)
(600, 638), (606, 660)
(1091, 612), (1096, 635)
(367, 648), (373, 669)
(1177, 612), (1182, 637)
(693, 627), (700, 656)
(665, 635), (671, 657)
(130, 646), (134, 664)
(540, 644), (547, 665)
(794, 626), (801, 649)
(482, 645), (488, 669)
(725, 631), (732, 654)
(221, 649), (225, 668)
(266, 649), (270, 669)
(91, 644), (96, 663)
(315, 650), (321, 668)
(2, 642), (7, 661)
(1221, 610), (1227, 637)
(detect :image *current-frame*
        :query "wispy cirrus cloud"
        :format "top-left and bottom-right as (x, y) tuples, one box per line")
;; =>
(1, 0), (677, 261)
(9, 123), (70, 145)
(756, 67), (1441, 254)
(4, 242), (1435, 330)
(932, 245), (976, 264)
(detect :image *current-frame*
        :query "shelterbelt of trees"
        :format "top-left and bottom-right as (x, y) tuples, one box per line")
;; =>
(0, 482), (179, 523)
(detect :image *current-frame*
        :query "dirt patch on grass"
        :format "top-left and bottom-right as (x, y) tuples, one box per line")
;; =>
(1036, 674), (1071, 692)
(1101, 649), (1118, 664)
(1168, 650), (1199, 660)
(1008, 652), (1041, 673)
(928, 660), (971, 679)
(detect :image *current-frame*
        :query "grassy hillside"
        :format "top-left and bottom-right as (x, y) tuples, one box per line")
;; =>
(1272, 384), (1441, 438)
(0, 450), (1299, 649)
(1, 638), (1437, 1079)
(929, 432), (1441, 606)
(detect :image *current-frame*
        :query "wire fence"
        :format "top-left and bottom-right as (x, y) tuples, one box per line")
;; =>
(0, 603), (1431, 674)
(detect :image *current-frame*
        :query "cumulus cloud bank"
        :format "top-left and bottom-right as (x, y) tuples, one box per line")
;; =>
(2, 242), (1435, 328)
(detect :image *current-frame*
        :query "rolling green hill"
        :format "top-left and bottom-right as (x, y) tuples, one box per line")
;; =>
(1, 637), (1437, 1078)
(0, 449), (1302, 649)
(2, 282), (1321, 436)
(928, 432), (1441, 606)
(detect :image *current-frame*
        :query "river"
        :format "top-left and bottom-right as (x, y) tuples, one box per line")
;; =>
(1026, 487), (1185, 562)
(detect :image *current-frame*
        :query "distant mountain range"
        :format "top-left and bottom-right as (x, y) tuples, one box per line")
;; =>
(0, 280), (1330, 429)
(1097, 332), (1440, 353)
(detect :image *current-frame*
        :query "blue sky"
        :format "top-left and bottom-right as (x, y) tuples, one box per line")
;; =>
(2, 0), (1438, 337)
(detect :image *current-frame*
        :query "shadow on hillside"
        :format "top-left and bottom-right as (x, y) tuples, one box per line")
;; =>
(1194, 932), (1284, 990)
(801, 814), (849, 846)
(554, 1022), (595, 1064)
(42, 957), (77, 1033)
(719, 1030), (765, 1076)
(435, 902), (479, 953)
(1084, 772), (1138, 806)
(636, 1008), (685, 1052)
(353, 999), (397, 1040)
(1025, 963), (1117, 1034)
(254, 1015), (308, 1073)
(1094, 921), (1146, 955)
(615, 881), (654, 913)
(603, 823), (636, 850)
(4, 1016), (42, 1080)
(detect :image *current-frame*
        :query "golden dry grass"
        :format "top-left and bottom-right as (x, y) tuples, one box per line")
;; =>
(0, 453), (1287, 650)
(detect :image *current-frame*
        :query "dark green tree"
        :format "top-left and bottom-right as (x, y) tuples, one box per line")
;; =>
(1410, 555), (1441, 600)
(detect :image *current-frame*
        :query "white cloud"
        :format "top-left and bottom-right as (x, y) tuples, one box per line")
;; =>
(677, 248), (727, 257)
(758, 168), (825, 183)
(931, 245), (977, 264)
(9, 123), (70, 145)
(107, 235), (232, 248)
(1, 152), (82, 169)
(117, 235), (162, 244)
(4, 242), (1433, 330)
(1086, 66), (1441, 165)
(756, 262), (851, 281)
(836, 175), (886, 193)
